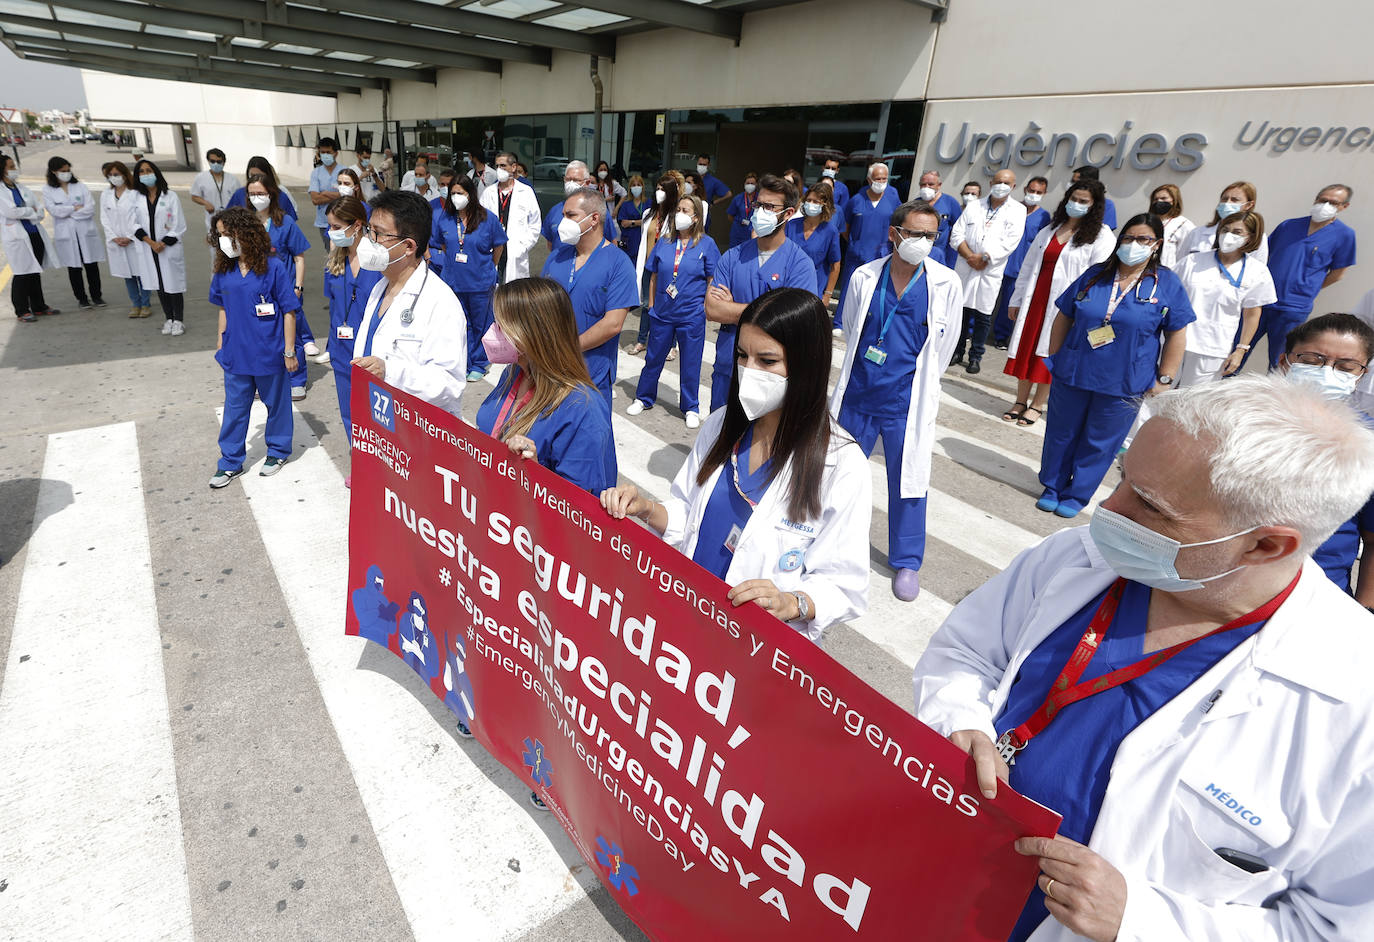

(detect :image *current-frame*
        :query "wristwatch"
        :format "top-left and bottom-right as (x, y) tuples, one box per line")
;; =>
(789, 591), (811, 622)
(284, 349), (296, 357)
(1157, 374), (1174, 386)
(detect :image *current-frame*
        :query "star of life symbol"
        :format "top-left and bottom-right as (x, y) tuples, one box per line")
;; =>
(522, 737), (553, 788)
(595, 836), (639, 896)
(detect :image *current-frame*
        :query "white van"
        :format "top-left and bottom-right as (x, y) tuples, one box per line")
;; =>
(66, 127), (85, 145)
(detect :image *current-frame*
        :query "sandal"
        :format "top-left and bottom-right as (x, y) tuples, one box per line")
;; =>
(1017, 406), (1044, 427)
(1002, 401), (1028, 422)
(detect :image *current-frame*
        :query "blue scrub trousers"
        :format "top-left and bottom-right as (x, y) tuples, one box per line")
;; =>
(636, 270), (653, 345)
(991, 274), (1017, 345)
(838, 404), (928, 571)
(834, 254), (862, 327)
(218, 371), (293, 472)
(636, 317), (704, 413)
(710, 324), (737, 413)
(1246, 304), (1307, 371)
(1039, 383), (1139, 506)
(288, 331), (308, 389)
(458, 290), (494, 374)
(332, 354), (354, 443)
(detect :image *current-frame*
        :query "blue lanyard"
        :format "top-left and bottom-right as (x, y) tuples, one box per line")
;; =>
(567, 239), (603, 291)
(871, 262), (925, 348)
(1214, 251), (1246, 289)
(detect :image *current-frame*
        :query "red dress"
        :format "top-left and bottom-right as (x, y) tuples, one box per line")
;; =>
(1004, 233), (1065, 384)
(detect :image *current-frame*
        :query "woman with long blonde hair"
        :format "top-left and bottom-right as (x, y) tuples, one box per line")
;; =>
(474, 277), (615, 494)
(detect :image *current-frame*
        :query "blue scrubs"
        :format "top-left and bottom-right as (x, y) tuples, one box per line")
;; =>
(541, 199), (620, 250)
(211, 256), (299, 472)
(1253, 216), (1357, 368)
(837, 264), (931, 571)
(430, 209), (508, 374)
(227, 187), (298, 221)
(636, 236), (719, 413)
(691, 423), (771, 581)
(992, 206), (1053, 344)
(708, 239), (817, 412)
(1101, 196), (1117, 230)
(617, 199), (650, 261)
(266, 216), (315, 384)
(325, 261), (384, 441)
(540, 240), (641, 447)
(352, 564), (400, 646)
(825, 177), (850, 214)
(1313, 491), (1374, 593)
(785, 217), (842, 297)
(725, 191), (757, 249)
(308, 163), (344, 231)
(996, 579), (1265, 942)
(837, 187), (901, 316)
(699, 172), (730, 205)
(475, 368), (616, 494)
(1041, 266), (1195, 507)
(930, 192), (963, 268)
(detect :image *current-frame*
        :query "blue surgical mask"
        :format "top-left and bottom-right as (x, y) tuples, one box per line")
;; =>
(1116, 242), (1153, 266)
(327, 227), (355, 248)
(751, 207), (781, 236)
(801, 202), (822, 217)
(1217, 201), (1242, 219)
(321, 153), (336, 167)
(1286, 362), (1360, 400)
(209, 162), (224, 173)
(139, 173), (157, 187)
(1065, 200), (1089, 219)
(360, 157), (371, 168)
(1089, 507), (1256, 592)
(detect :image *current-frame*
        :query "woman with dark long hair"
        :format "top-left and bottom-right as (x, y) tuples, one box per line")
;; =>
(208, 206), (301, 488)
(100, 160), (152, 317)
(226, 156), (299, 220)
(247, 172), (317, 389)
(43, 155), (106, 308)
(431, 172), (507, 381)
(602, 287), (871, 643)
(0, 153), (60, 322)
(131, 158), (187, 336)
(1036, 213), (1195, 518)
(632, 169), (684, 354)
(322, 194), (381, 461)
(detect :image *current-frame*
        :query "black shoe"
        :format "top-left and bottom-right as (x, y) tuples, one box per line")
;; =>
(993, 341), (1008, 350)
(455, 719), (474, 739)
(949, 353), (965, 367)
(966, 359), (982, 375)
(78, 299), (94, 309)
(529, 791), (550, 811)
(93, 298), (108, 307)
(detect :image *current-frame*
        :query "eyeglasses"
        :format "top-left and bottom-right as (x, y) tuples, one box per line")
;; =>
(1119, 235), (1159, 246)
(1289, 351), (1369, 375)
(893, 225), (939, 240)
(362, 225), (403, 244)
(756, 200), (786, 213)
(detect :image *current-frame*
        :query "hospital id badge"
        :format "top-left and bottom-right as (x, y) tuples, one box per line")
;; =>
(1087, 324), (1116, 348)
(724, 524), (743, 554)
(665, 283), (679, 299)
(864, 345), (887, 365)
(336, 325), (355, 340)
(255, 302), (276, 318)
(454, 252), (468, 263)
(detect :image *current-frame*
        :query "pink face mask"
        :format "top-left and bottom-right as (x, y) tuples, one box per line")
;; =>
(481, 323), (520, 364)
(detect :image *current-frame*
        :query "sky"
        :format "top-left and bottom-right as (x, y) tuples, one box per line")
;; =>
(0, 44), (89, 114)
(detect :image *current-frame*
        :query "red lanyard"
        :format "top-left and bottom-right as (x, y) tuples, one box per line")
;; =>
(996, 573), (1300, 765)
(493, 371), (535, 437)
(671, 240), (688, 280)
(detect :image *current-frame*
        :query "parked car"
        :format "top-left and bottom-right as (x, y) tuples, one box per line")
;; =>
(84, 132), (100, 141)
(66, 127), (86, 144)
(534, 156), (570, 180)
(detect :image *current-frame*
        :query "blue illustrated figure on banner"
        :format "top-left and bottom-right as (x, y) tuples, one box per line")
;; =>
(595, 836), (640, 896)
(398, 591), (439, 682)
(352, 564), (400, 645)
(522, 737), (553, 789)
(444, 633), (476, 722)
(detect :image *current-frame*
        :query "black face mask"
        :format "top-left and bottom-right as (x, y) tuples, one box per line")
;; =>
(1150, 200), (1173, 216)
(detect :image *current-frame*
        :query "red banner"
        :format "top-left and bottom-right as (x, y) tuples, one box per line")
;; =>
(346, 372), (1060, 941)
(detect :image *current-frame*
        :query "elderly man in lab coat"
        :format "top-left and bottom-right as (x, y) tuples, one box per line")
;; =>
(948, 168), (1026, 374)
(913, 375), (1374, 942)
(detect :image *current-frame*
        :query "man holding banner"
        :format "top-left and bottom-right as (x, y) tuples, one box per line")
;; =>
(913, 376), (1374, 942)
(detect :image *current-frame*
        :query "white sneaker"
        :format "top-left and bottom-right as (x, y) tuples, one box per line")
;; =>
(161, 319), (173, 335)
(831, 327), (844, 338)
(685, 411), (701, 429)
(291, 386), (307, 401)
(303, 341), (321, 357)
(170, 320), (184, 336)
(313, 350), (331, 365)
(625, 400), (646, 416)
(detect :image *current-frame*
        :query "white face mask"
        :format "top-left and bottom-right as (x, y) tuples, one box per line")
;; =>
(451, 192), (469, 211)
(736, 366), (788, 421)
(1024, 192), (1044, 205)
(218, 235), (240, 258)
(1089, 506), (1256, 592)
(1311, 201), (1339, 222)
(801, 202), (822, 217)
(683, 182), (695, 195)
(674, 211), (694, 232)
(327, 226), (355, 248)
(1287, 361), (1361, 400)
(631, 185), (643, 197)
(896, 236), (933, 265)
(358, 236), (403, 272)
(597, 170), (608, 180)
(869, 179), (888, 193)
(1065, 200), (1090, 218)
(989, 182), (1012, 199)
(918, 186), (937, 201)
(654, 188), (666, 204)
(744, 183), (756, 194)
(337, 184), (355, 196)
(496, 167), (511, 183)
(1216, 201), (1243, 219)
(564, 179), (583, 196)
(557, 214), (589, 243)
(696, 164), (710, 176)
(1217, 231), (1247, 254)
(962, 192), (978, 204)
(56, 170), (72, 183)
(751, 207), (781, 237)
(822, 168), (837, 179)
(249, 194), (271, 211)
(108, 175), (124, 188)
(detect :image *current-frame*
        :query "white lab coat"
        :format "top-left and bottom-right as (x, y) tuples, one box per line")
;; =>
(189, 170), (240, 232)
(1174, 251), (1277, 356)
(347, 163), (383, 201)
(949, 196), (1027, 313)
(913, 526), (1374, 942)
(828, 256), (963, 499)
(1159, 214), (1196, 269)
(100, 187), (145, 279)
(353, 263), (467, 417)
(662, 408), (871, 640)
(1007, 224), (1117, 359)
(43, 181), (106, 267)
(635, 210), (665, 296)
(400, 171), (441, 203)
(133, 189), (188, 294)
(469, 165), (498, 200)
(480, 182), (542, 280)
(1177, 223), (1270, 266)
(0, 181), (59, 275)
